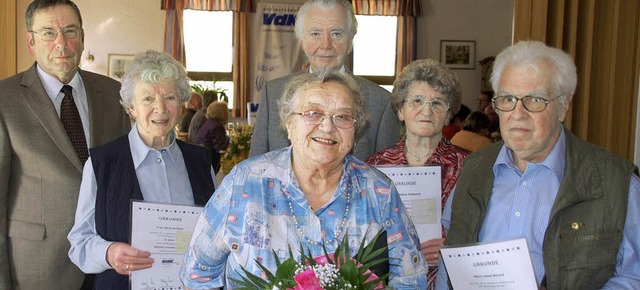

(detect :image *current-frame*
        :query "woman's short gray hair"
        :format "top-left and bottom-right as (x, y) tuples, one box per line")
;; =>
(278, 71), (369, 139)
(491, 40), (577, 109)
(391, 58), (462, 116)
(119, 50), (191, 115)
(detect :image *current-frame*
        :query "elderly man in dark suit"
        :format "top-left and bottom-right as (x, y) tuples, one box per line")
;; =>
(249, 0), (399, 161)
(0, 1), (129, 289)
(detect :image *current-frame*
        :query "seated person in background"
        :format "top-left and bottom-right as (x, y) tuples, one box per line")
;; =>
(179, 92), (202, 133)
(195, 101), (230, 174)
(484, 104), (501, 141)
(180, 71), (428, 289)
(436, 40), (640, 289)
(450, 111), (492, 152)
(475, 90), (493, 112)
(67, 50), (215, 290)
(442, 104), (470, 140)
(249, 0), (400, 161)
(365, 58), (469, 290)
(188, 90), (217, 143)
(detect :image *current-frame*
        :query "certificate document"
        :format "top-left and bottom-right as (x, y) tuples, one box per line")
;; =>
(130, 201), (203, 290)
(441, 238), (538, 290)
(376, 166), (442, 243)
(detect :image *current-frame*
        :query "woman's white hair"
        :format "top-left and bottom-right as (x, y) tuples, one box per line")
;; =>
(278, 70), (369, 139)
(119, 50), (191, 115)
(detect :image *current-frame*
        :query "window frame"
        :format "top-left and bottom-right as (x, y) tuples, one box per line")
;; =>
(348, 15), (398, 87)
(183, 10), (234, 83)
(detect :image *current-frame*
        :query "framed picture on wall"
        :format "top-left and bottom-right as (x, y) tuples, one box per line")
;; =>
(440, 40), (476, 69)
(107, 53), (134, 81)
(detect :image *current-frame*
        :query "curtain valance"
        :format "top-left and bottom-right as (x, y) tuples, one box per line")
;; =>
(351, 0), (422, 17)
(161, 0), (253, 12)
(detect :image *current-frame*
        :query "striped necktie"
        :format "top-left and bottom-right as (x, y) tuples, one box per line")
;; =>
(60, 85), (88, 163)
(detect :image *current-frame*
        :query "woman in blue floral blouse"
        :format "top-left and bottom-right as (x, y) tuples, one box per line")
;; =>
(180, 71), (428, 289)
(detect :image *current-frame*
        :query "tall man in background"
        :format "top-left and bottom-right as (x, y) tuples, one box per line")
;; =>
(250, 0), (399, 160)
(0, 0), (129, 289)
(436, 41), (640, 289)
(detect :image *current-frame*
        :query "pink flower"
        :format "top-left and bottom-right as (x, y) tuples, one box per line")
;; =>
(363, 270), (385, 290)
(313, 254), (333, 265)
(313, 254), (384, 289)
(293, 269), (322, 290)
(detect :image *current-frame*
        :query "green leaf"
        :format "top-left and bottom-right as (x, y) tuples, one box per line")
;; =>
(338, 260), (359, 285)
(230, 266), (273, 289)
(274, 258), (299, 288)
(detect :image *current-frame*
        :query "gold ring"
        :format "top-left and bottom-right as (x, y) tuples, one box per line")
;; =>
(124, 264), (129, 271)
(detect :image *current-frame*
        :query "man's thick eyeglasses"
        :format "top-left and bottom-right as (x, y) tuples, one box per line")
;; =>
(403, 96), (450, 113)
(492, 95), (560, 112)
(292, 111), (356, 129)
(29, 26), (82, 41)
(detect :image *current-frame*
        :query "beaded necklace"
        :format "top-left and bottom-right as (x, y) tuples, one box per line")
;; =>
(405, 145), (430, 162)
(285, 178), (352, 246)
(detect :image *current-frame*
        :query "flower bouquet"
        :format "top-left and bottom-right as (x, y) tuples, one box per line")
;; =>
(232, 230), (390, 290)
(221, 124), (253, 174)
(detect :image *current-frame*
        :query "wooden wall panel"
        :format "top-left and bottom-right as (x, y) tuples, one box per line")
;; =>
(611, 0), (639, 158)
(513, 0), (533, 41)
(561, 0), (580, 131)
(0, 0), (17, 79)
(570, 0), (595, 137)
(513, 0), (639, 160)
(546, 0), (565, 48)
(634, 2), (640, 160)
(588, 0), (615, 145)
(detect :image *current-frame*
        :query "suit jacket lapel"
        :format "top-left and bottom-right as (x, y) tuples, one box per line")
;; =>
(80, 70), (105, 147)
(19, 64), (84, 172)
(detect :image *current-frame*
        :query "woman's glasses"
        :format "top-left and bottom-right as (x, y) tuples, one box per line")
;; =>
(404, 96), (450, 113)
(292, 110), (356, 129)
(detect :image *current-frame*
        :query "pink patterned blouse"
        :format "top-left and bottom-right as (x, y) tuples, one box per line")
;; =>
(366, 135), (470, 216)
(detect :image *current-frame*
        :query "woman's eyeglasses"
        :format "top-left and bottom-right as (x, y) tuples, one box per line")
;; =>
(292, 110), (356, 129)
(403, 96), (450, 113)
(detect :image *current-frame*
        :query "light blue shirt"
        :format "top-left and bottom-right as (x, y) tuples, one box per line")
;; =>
(67, 124), (215, 273)
(37, 65), (91, 148)
(436, 131), (640, 289)
(180, 147), (429, 289)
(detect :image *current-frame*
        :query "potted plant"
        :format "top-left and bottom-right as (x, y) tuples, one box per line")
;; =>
(190, 77), (229, 103)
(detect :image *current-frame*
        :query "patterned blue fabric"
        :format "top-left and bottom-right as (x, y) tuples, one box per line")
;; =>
(180, 147), (428, 289)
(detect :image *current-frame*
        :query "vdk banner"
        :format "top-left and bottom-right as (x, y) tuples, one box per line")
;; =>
(253, 2), (306, 103)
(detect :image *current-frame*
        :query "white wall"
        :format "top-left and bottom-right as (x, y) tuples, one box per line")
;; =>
(417, 0), (514, 110)
(17, 0), (165, 76)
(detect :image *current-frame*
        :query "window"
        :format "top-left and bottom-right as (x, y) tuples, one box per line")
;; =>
(352, 15), (397, 91)
(183, 10), (234, 107)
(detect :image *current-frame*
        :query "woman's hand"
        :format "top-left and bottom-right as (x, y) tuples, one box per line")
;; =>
(421, 238), (445, 266)
(106, 242), (154, 275)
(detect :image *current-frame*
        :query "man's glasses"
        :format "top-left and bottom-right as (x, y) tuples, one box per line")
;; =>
(403, 96), (450, 113)
(492, 95), (560, 112)
(292, 110), (356, 129)
(29, 26), (82, 41)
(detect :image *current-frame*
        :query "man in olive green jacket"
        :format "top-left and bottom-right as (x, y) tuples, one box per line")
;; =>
(436, 41), (640, 289)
